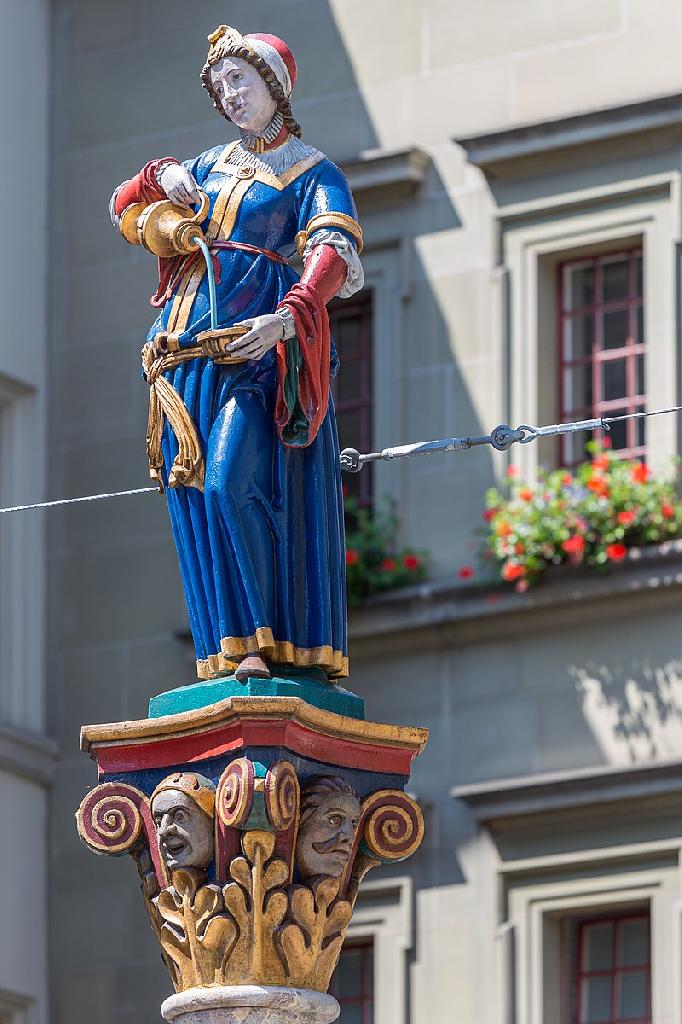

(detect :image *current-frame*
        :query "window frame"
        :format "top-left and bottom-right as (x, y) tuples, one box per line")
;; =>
(329, 937), (375, 1024)
(557, 247), (646, 466)
(571, 908), (651, 1024)
(498, 173), (679, 481)
(330, 290), (374, 508)
(506, 865), (678, 1024)
(337, 876), (413, 1024)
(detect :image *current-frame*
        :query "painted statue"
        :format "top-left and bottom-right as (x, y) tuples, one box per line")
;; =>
(110, 25), (364, 684)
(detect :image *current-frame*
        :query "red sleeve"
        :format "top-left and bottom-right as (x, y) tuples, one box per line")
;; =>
(296, 243), (347, 303)
(274, 245), (349, 448)
(113, 158), (179, 216)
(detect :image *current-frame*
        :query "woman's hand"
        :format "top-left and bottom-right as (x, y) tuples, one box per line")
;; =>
(228, 314), (285, 360)
(158, 164), (201, 207)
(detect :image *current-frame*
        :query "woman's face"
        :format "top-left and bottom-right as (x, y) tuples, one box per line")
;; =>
(209, 56), (278, 134)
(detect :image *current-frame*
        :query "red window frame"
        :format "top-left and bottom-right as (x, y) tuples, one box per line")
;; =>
(558, 248), (645, 466)
(330, 292), (373, 507)
(573, 910), (651, 1024)
(329, 939), (374, 1024)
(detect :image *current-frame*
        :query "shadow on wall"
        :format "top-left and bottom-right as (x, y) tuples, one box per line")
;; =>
(571, 659), (682, 763)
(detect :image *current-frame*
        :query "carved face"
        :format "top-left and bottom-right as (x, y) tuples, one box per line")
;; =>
(296, 791), (362, 879)
(151, 788), (214, 872)
(209, 56), (277, 134)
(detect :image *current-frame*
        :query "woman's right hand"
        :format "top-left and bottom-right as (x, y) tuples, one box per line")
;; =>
(158, 164), (201, 207)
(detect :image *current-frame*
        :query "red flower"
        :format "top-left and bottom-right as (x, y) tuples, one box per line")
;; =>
(496, 521), (513, 538)
(518, 487), (534, 502)
(592, 454), (609, 470)
(514, 578), (529, 594)
(562, 535), (585, 555)
(617, 510), (635, 526)
(381, 557), (397, 572)
(561, 473), (573, 485)
(605, 542), (627, 562)
(346, 549), (359, 566)
(502, 562), (525, 582)
(457, 566), (474, 580)
(587, 474), (610, 498)
(506, 465), (519, 478)
(514, 542), (525, 555)
(482, 508), (496, 523)
(602, 435), (612, 449)
(661, 502), (675, 519)
(630, 462), (648, 484)
(403, 554), (420, 570)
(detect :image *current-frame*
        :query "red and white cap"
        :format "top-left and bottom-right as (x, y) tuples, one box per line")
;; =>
(244, 33), (297, 97)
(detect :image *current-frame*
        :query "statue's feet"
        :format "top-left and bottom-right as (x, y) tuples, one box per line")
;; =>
(234, 654), (272, 682)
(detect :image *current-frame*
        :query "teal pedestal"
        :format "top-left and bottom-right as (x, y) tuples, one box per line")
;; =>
(148, 666), (365, 720)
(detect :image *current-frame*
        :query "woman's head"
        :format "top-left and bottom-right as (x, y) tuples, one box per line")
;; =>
(201, 26), (301, 138)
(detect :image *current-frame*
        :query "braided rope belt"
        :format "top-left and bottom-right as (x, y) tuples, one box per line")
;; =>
(142, 328), (247, 492)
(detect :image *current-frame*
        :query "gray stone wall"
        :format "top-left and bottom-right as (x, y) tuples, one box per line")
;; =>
(48, 2), (682, 1023)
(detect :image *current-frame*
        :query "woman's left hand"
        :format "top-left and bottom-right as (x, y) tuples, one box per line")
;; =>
(228, 314), (284, 360)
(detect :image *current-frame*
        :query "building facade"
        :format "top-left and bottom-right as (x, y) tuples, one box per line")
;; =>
(9, 2), (682, 1023)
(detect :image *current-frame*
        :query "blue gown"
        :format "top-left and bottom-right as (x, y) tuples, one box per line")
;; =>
(146, 141), (358, 680)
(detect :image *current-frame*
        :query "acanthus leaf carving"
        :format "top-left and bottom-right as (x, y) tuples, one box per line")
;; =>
(279, 876), (353, 990)
(80, 764), (425, 995)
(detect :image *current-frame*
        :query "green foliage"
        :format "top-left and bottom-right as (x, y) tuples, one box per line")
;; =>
(344, 495), (427, 606)
(481, 444), (682, 590)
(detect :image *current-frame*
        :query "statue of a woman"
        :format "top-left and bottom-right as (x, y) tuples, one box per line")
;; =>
(110, 26), (363, 684)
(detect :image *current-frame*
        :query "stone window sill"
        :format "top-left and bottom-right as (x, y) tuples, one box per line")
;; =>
(348, 540), (682, 645)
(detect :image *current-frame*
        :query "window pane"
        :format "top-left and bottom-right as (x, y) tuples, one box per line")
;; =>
(636, 304), (644, 344)
(635, 253), (643, 297)
(337, 409), (364, 451)
(567, 264), (595, 310)
(565, 315), (595, 360)
(635, 415), (646, 449)
(635, 355), (645, 397)
(583, 922), (614, 971)
(602, 258), (629, 302)
(618, 919), (648, 967)
(338, 1005), (363, 1024)
(333, 314), (363, 356)
(564, 365), (593, 412)
(336, 360), (364, 403)
(607, 409), (629, 450)
(603, 308), (629, 350)
(581, 976), (612, 1022)
(336, 949), (364, 997)
(602, 359), (627, 402)
(615, 970), (648, 1018)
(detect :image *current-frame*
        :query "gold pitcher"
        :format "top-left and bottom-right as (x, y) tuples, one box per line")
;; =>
(119, 190), (211, 258)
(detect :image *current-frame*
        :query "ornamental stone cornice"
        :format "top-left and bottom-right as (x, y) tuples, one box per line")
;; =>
(452, 757), (682, 823)
(340, 147), (430, 203)
(455, 92), (682, 174)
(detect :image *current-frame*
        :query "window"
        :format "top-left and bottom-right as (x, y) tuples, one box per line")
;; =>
(559, 249), (644, 466)
(330, 292), (373, 506)
(567, 911), (651, 1024)
(329, 939), (374, 1024)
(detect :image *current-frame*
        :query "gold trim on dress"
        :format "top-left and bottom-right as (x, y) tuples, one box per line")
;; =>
(193, 630), (349, 680)
(209, 144), (324, 192)
(295, 212), (364, 257)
